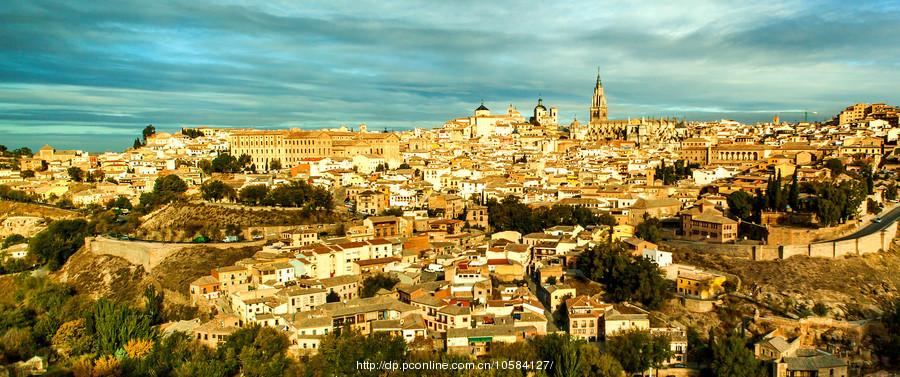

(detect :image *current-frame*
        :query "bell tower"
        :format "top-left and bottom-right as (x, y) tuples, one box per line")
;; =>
(590, 69), (608, 123)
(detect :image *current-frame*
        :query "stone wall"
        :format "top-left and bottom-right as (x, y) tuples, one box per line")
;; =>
(751, 245), (780, 261)
(748, 221), (898, 261)
(664, 240), (754, 258)
(86, 236), (265, 271)
(765, 221), (857, 245)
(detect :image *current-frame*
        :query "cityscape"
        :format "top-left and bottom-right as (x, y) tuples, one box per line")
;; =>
(2, 1), (900, 377)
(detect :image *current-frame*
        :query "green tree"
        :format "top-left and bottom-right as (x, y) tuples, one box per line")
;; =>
(788, 173), (799, 210)
(154, 174), (188, 194)
(579, 344), (624, 377)
(133, 138), (143, 149)
(144, 285), (164, 325)
(306, 329), (406, 377)
(105, 195), (133, 210)
(201, 180), (235, 202)
(825, 158), (844, 177)
(576, 242), (670, 309)
(635, 215), (663, 243)
(886, 183), (899, 201)
(268, 159), (282, 171)
(211, 154), (240, 173)
(607, 329), (672, 375)
(2, 234), (26, 249)
(220, 326), (293, 377)
(142, 125), (156, 143)
(91, 299), (155, 355)
(198, 159), (213, 175)
(711, 333), (765, 377)
(28, 219), (91, 270)
(237, 154), (252, 169)
(326, 291), (341, 303)
(878, 299), (900, 364)
(361, 273), (400, 298)
(868, 198), (883, 215)
(727, 191), (754, 221)
(380, 207), (404, 217)
(239, 184), (269, 205)
(20, 170), (35, 178)
(67, 166), (84, 182)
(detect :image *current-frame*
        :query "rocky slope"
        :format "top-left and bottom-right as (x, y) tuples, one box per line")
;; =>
(55, 241), (259, 305)
(135, 202), (341, 241)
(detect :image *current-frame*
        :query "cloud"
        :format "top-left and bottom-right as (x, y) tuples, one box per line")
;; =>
(0, 0), (899, 151)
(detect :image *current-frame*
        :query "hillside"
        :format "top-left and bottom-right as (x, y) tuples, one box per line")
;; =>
(0, 201), (80, 220)
(671, 239), (900, 321)
(135, 202), (343, 241)
(55, 240), (259, 305)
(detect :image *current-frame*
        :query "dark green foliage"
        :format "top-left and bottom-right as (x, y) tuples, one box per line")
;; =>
(727, 191), (754, 221)
(217, 325), (293, 377)
(607, 329), (672, 374)
(269, 159), (282, 171)
(140, 174), (188, 210)
(812, 302), (829, 316)
(788, 173), (799, 210)
(380, 207), (404, 216)
(655, 160), (698, 185)
(887, 183), (898, 201)
(144, 285), (164, 325)
(306, 329), (406, 377)
(105, 195), (133, 210)
(238, 181), (333, 210)
(133, 138), (143, 149)
(361, 273), (399, 298)
(486, 196), (615, 234)
(90, 299), (156, 355)
(154, 174), (188, 194)
(142, 125), (156, 142)
(0, 185), (36, 202)
(28, 219), (91, 270)
(20, 169), (35, 178)
(825, 158), (844, 176)
(577, 242), (670, 309)
(211, 153), (240, 173)
(868, 198), (883, 215)
(201, 180), (236, 202)
(710, 333), (766, 377)
(67, 167), (84, 182)
(877, 299), (900, 364)
(635, 215), (663, 243)
(2, 234), (26, 249)
(808, 180), (867, 226)
(326, 291), (340, 303)
(181, 128), (204, 138)
(239, 184), (269, 205)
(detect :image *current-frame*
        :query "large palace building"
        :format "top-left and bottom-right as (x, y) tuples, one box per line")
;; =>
(228, 128), (401, 170)
(571, 72), (684, 146)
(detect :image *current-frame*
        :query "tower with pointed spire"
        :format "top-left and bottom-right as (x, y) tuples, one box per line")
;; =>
(589, 69), (608, 123)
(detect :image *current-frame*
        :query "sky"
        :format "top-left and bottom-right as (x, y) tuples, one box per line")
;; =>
(1, 0), (899, 152)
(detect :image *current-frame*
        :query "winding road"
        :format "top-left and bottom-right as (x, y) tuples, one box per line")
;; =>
(828, 205), (900, 242)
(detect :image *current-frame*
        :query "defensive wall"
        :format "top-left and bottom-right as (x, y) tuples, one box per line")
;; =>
(751, 221), (897, 261)
(85, 236), (266, 271)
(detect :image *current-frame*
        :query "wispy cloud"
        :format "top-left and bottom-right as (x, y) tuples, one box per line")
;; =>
(0, 0), (899, 151)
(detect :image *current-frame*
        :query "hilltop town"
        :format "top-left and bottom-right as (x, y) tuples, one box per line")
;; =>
(2, 75), (900, 376)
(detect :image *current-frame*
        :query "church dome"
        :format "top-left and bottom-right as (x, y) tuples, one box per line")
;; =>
(534, 98), (546, 111)
(476, 102), (489, 111)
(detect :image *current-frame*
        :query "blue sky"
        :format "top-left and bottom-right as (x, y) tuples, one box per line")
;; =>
(1, 0), (899, 152)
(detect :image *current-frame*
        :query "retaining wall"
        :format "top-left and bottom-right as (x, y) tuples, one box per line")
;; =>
(86, 236), (265, 271)
(748, 221), (898, 261)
